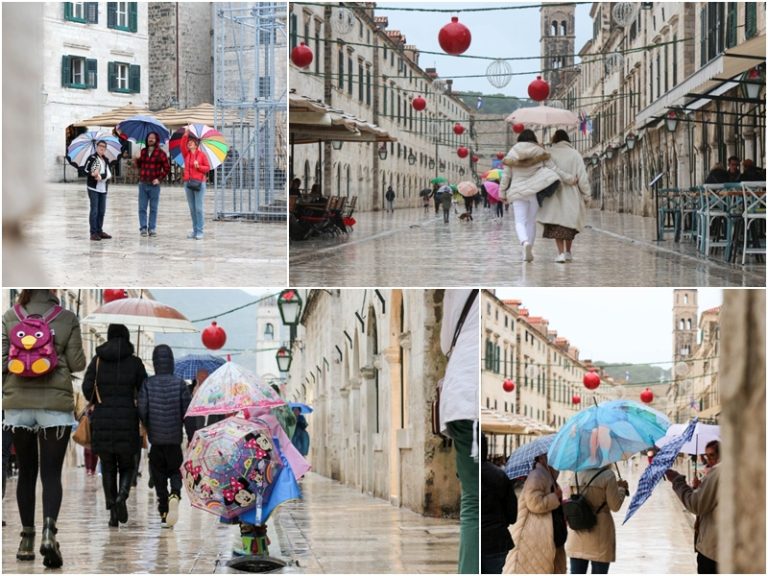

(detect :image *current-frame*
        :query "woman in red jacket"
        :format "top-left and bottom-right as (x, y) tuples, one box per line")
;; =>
(181, 135), (211, 240)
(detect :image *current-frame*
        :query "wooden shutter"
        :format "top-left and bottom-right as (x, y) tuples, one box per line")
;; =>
(746, 3), (757, 39)
(107, 2), (116, 28)
(726, 3), (737, 48)
(86, 59), (97, 89)
(86, 2), (98, 24)
(129, 64), (141, 93)
(64, 2), (72, 21)
(108, 61), (116, 91)
(61, 55), (72, 87)
(129, 3), (137, 32)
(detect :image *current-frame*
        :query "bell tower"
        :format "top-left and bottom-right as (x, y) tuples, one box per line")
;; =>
(673, 289), (698, 362)
(539, 5), (576, 99)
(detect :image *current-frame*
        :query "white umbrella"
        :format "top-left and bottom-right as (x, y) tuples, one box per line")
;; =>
(655, 422), (720, 455)
(505, 105), (579, 127)
(81, 297), (197, 333)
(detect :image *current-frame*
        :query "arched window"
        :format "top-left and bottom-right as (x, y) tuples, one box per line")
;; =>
(561, 20), (567, 35)
(264, 322), (274, 339)
(684, 294), (689, 304)
(679, 319), (685, 330)
(687, 319), (692, 330)
(551, 20), (558, 36)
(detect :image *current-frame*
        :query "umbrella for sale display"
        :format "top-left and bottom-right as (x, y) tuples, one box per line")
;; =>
(81, 297), (198, 333)
(169, 124), (229, 170)
(655, 422), (719, 454)
(115, 114), (171, 146)
(484, 181), (502, 204)
(547, 400), (670, 472)
(182, 417), (283, 520)
(66, 131), (122, 166)
(623, 418), (698, 524)
(430, 176), (447, 185)
(505, 105), (579, 127)
(185, 360), (286, 417)
(505, 434), (556, 480)
(174, 354), (226, 381)
(288, 402), (313, 415)
(457, 181), (479, 198)
(482, 168), (503, 182)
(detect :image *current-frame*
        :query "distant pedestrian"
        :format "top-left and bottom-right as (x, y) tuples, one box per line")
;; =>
(463, 194), (474, 220)
(385, 185), (396, 213)
(740, 159), (766, 181)
(422, 189), (431, 213)
(439, 185), (453, 223)
(138, 345), (191, 528)
(2, 289), (86, 568)
(291, 407), (310, 457)
(433, 183), (442, 214)
(726, 156), (741, 182)
(481, 434), (517, 574)
(134, 131), (170, 237)
(704, 163), (729, 184)
(289, 178), (302, 197)
(181, 134), (211, 240)
(84, 140), (113, 242)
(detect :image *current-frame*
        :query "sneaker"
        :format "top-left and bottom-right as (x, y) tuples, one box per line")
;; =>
(194, 233), (204, 240)
(90, 234), (102, 241)
(555, 253), (567, 263)
(140, 228), (148, 237)
(160, 512), (169, 528)
(187, 232), (196, 239)
(564, 251), (573, 262)
(523, 242), (534, 262)
(149, 230), (157, 237)
(99, 232), (112, 239)
(166, 494), (179, 527)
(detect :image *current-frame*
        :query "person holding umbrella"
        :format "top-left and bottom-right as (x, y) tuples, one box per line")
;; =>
(481, 434), (516, 574)
(84, 140), (113, 242)
(134, 131), (170, 237)
(181, 133), (211, 240)
(290, 406), (310, 457)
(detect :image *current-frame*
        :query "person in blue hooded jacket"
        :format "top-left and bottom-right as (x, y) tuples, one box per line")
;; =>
(290, 407), (310, 457)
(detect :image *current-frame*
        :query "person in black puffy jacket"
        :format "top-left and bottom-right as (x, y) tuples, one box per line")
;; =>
(137, 344), (191, 527)
(481, 434), (517, 574)
(82, 324), (147, 528)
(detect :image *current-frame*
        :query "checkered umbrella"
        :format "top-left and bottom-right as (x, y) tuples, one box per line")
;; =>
(505, 434), (556, 480)
(622, 418), (698, 525)
(173, 354), (226, 381)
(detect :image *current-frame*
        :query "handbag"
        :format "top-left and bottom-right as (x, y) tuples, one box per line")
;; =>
(72, 358), (101, 447)
(536, 180), (561, 206)
(187, 178), (203, 191)
(552, 503), (568, 547)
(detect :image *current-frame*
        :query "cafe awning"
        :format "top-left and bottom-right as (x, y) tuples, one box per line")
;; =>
(71, 103), (151, 127)
(480, 408), (556, 436)
(289, 92), (396, 144)
(154, 102), (247, 129)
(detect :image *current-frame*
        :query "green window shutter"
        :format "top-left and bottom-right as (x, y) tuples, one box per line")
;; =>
(64, 2), (72, 21)
(129, 2), (137, 32)
(107, 3), (116, 28)
(61, 55), (72, 87)
(86, 59), (97, 88)
(86, 2), (98, 24)
(290, 14), (297, 50)
(129, 64), (140, 93)
(108, 61), (116, 91)
(726, 3), (737, 48)
(699, 8), (707, 65)
(746, 3), (757, 39)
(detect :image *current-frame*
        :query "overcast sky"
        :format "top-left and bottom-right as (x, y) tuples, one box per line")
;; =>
(377, 2), (592, 98)
(493, 288), (723, 367)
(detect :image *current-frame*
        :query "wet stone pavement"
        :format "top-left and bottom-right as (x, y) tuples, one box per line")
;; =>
(15, 183), (286, 287)
(289, 205), (765, 287)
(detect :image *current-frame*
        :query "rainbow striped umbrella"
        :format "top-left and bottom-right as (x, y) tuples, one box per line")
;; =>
(169, 124), (229, 170)
(66, 131), (122, 166)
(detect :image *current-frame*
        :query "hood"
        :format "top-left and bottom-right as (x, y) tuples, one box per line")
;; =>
(152, 344), (175, 375)
(96, 336), (135, 362)
(107, 324), (130, 341)
(503, 142), (550, 167)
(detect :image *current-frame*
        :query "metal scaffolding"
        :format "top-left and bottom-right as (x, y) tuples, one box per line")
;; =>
(214, 3), (286, 221)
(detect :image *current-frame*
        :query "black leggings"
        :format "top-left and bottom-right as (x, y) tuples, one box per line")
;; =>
(12, 426), (71, 527)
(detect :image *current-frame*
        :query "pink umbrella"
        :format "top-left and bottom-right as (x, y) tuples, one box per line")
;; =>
(457, 181), (479, 197)
(484, 181), (502, 204)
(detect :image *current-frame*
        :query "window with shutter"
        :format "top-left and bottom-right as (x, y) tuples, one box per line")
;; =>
(289, 13), (297, 50)
(108, 2), (135, 31)
(107, 2), (116, 28)
(129, 64), (140, 93)
(129, 2), (137, 32)
(86, 2), (98, 24)
(61, 55), (72, 87)
(726, 3), (737, 48)
(62, 55), (89, 89)
(745, 3), (757, 39)
(66, 2), (86, 22)
(86, 59), (97, 88)
(108, 61), (116, 91)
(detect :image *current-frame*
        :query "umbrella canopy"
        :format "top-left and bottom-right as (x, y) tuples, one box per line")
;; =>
(484, 181), (502, 203)
(288, 402), (313, 415)
(186, 361), (286, 417)
(71, 103), (151, 128)
(430, 176), (447, 185)
(174, 354), (226, 381)
(623, 418), (698, 524)
(419, 188), (432, 197)
(182, 416), (282, 520)
(505, 435), (556, 479)
(66, 131), (122, 166)
(505, 105), (579, 127)
(656, 422), (719, 455)
(81, 297), (197, 333)
(482, 168), (503, 182)
(169, 124), (229, 170)
(457, 181), (479, 198)
(116, 114), (171, 146)
(547, 400), (670, 472)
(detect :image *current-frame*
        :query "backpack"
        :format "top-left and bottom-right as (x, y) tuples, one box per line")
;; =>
(562, 469), (608, 531)
(7, 304), (63, 378)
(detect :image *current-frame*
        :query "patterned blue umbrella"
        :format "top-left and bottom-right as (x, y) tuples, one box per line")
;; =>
(623, 418), (698, 524)
(548, 400), (670, 472)
(174, 354), (226, 381)
(116, 114), (170, 146)
(505, 434), (556, 479)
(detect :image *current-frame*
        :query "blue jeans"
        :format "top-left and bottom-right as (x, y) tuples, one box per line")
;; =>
(138, 182), (161, 231)
(185, 182), (206, 235)
(88, 189), (107, 234)
(570, 557), (610, 574)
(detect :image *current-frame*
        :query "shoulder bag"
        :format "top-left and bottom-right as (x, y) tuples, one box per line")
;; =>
(72, 358), (101, 447)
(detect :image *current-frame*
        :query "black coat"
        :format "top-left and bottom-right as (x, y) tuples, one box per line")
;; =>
(82, 330), (147, 456)
(138, 345), (191, 446)
(481, 460), (518, 555)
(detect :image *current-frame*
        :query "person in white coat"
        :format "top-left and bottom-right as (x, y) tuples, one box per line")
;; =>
(537, 130), (592, 263)
(439, 289), (479, 574)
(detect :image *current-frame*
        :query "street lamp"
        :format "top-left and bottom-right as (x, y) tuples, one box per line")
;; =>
(408, 151), (417, 165)
(459, 166), (465, 175)
(591, 153), (599, 166)
(378, 144), (388, 160)
(331, 140), (343, 150)
(625, 133), (636, 150)
(275, 346), (293, 373)
(605, 145), (614, 160)
(741, 64), (765, 100)
(665, 109), (680, 133)
(277, 289), (303, 326)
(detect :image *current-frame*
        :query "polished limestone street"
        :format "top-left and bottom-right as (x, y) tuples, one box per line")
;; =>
(11, 183), (286, 287)
(289, 206), (765, 287)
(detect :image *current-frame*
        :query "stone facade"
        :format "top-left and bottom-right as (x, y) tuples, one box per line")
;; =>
(283, 289), (462, 517)
(540, 4), (578, 99)
(253, 293), (289, 383)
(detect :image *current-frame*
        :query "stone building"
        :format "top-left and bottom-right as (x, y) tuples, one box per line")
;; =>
(540, 3), (578, 99)
(289, 3), (477, 212)
(282, 289), (464, 518)
(552, 2), (765, 215)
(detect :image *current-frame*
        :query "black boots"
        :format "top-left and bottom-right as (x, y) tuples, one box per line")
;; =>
(115, 473), (132, 524)
(108, 505), (119, 527)
(16, 526), (35, 560)
(40, 517), (63, 568)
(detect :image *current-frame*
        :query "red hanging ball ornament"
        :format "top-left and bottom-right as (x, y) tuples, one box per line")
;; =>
(513, 123), (525, 134)
(640, 388), (654, 404)
(290, 42), (313, 68)
(496, 152), (505, 160)
(412, 95), (427, 111)
(103, 289), (128, 303)
(572, 394), (581, 405)
(471, 155), (479, 163)
(438, 16), (472, 56)
(202, 321), (227, 350)
(457, 146), (469, 158)
(453, 123), (465, 135)
(583, 370), (601, 390)
(528, 75), (550, 102)
(502, 379), (515, 393)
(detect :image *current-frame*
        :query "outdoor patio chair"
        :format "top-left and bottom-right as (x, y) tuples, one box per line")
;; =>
(697, 184), (735, 257)
(739, 181), (766, 264)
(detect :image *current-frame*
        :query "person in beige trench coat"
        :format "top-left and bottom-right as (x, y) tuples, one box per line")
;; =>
(503, 454), (567, 574)
(564, 466), (629, 574)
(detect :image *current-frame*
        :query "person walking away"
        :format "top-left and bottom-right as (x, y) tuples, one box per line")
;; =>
(82, 324), (147, 528)
(138, 344), (191, 528)
(481, 434), (517, 574)
(433, 183), (442, 215)
(565, 466), (629, 574)
(84, 140), (113, 242)
(439, 185), (453, 223)
(422, 189), (431, 213)
(503, 452), (566, 573)
(181, 134), (211, 240)
(537, 130), (592, 263)
(291, 407), (310, 457)
(385, 185), (396, 213)
(439, 289), (479, 574)
(135, 131), (170, 237)
(665, 440), (720, 574)
(2, 289), (86, 568)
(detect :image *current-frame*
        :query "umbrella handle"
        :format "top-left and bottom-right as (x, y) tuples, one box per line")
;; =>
(614, 461), (622, 480)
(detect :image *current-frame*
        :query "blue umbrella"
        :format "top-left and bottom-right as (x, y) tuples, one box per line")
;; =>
(174, 354), (226, 381)
(623, 418), (698, 524)
(548, 400), (670, 472)
(116, 114), (170, 146)
(289, 402), (313, 415)
(505, 434), (556, 479)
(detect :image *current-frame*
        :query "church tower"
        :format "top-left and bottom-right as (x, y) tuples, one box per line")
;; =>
(673, 289), (698, 362)
(539, 5), (576, 99)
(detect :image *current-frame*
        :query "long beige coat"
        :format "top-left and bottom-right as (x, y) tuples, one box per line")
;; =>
(503, 463), (567, 574)
(672, 464), (719, 561)
(536, 141), (591, 232)
(563, 467), (627, 563)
